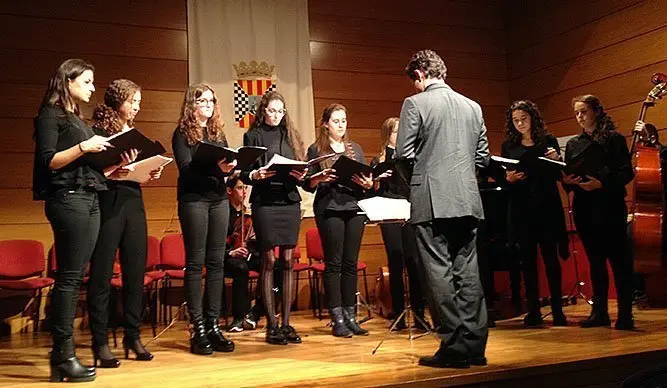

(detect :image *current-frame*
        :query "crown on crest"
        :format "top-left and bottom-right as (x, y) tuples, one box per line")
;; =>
(233, 61), (275, 79)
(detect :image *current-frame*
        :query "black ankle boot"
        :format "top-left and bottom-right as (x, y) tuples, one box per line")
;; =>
(190, 320), (213, 355)
(123, 337), (153, 361)
(91, 343), (120, 368)
(330, 307), (353, 338)
(523, 311), (544, 327)
(552, 310), (568, 327)
(266, 325), (288, 345)
(580, 309), (611, 328)
(205, 318), (235, 352)
(50, 341), (96, 382)
(342, 306), (369, 336)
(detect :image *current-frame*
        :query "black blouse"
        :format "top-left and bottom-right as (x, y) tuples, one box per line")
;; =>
(241, 124), (302, 205)
(93, 127), (141, 196)
(304, 141), (368, 216)
(172, 128), (229, 202)
(32, 104), (107, 200)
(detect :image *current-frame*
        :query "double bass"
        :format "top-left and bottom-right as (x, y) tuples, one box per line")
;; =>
(632, 73), (667, 303)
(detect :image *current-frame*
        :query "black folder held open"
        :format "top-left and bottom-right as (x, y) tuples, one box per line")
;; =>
(85, 129), (166, 170)
(193, 142), (267, 170)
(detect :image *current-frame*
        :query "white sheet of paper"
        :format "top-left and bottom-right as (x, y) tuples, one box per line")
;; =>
(116, 155), (173, 183)
(357, 197), (411, 222)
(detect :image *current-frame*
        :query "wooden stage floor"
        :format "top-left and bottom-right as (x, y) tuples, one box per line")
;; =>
(2, 302), (667, 387)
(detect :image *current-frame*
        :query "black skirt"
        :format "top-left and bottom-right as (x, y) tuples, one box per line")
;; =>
(251, 202), (301, 249)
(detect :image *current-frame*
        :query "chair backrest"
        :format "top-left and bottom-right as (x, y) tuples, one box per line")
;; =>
(146, 235), (161, 270)
(48, 244), (92, 277)
(0, 239), (45, 278)
(305, 228), (324, 262)
(160, 234), (185, 269)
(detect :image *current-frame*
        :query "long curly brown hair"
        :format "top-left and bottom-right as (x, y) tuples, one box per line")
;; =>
(378, 117), (398, 162)
(178, 83), (226, 146)
(92, 79), (140, 135)
(572, 94), (616, 144)
(250, 91), (305, 160)
(315, 103), (356, 168)
(504, 100), (548, 146)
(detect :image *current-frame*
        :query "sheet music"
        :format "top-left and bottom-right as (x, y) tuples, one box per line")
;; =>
(116, 155), (173, 183)
(357, 197), (411, 222)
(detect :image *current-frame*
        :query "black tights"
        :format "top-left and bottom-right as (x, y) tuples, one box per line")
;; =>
(261, 247), (294, 327)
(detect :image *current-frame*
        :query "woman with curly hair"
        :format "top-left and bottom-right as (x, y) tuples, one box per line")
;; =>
(501, 100), (568, 327)
(87, 79), (162, 367)
(304, 103), (374, 338)
(241, 91), (306, 345)
(172, 84), (237, 354)
(562, 95), (635, 330)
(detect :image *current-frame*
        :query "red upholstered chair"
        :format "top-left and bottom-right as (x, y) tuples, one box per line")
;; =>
(159, 234), (187, 322)
(0, 240), (54, 332)
(47, 244), (91, 328)
(305, 228), (370, 320)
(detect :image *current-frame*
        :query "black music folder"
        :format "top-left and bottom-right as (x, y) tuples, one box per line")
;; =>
(194, 143), (267, 170)
(265, 153), (337, 180)
(85, 129), (166, 170)
(490, 144), (548, 173)
(330, 155), (373, 189)
(539, 142), (607, 179)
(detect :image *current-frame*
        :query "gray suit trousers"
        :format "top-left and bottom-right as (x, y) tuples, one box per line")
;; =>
(413, 216), (488, 358)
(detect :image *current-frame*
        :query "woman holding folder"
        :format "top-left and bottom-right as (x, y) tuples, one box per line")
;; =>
(33, 59), (110, 382)
(87, 79), (163, 367)
(241, 91), (306, 345)
(500, 100), (568, 326)
(562, 95), (635, 330)
(172, 84), (236, 354)
(305, 103), (374, 338)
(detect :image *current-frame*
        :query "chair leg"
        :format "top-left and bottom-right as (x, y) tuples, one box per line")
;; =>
(317, 272), (323, 320)
(293, 274), (300, 311)
(362, 268), (371, 319)
(151, 282), (157, 337)
(34, 288), (42, 333)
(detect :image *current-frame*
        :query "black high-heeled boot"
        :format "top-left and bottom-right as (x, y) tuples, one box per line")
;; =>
(91, 343), (120, 368)
(123, 336), (154, 361)
(342, 306), (369, 336)
(50, 341), (96, 382)
(330, 307), (353, 338)
(205, 318), (235, 352)
(190, 320), (213, 355)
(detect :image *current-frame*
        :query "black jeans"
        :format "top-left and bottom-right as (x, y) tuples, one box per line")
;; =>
(518, 223), (563, 314)
(315, 210), (366, 309)
(413, 217), (488, 359)
(179, 199), (229, 322)
(88, 187), (147, 345)
(45, 189), (101, 355)
(379, 222), (424, 315)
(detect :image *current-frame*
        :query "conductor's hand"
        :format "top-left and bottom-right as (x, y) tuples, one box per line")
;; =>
(544, 147), (559, 161)
(217, 158), (238, 174)
(505, 170), (526, 183)
(352, 172), (373, 190)
(561, 172), (582, 185)
(578, 175), (602, 191)
(309, 168), (337, 188)
(289, 168), (308, 181)
(229, 247), (249, 258)
(80, 135), (112, 153)
(251, 166), (277, 181)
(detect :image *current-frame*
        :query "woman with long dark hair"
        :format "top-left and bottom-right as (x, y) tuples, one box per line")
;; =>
(501, 100), (568, 326)
(241, 91), (306, 345)
(305, 103), (373, 337)
(33, 58), (111, 382)
(87, 79), (162, 367)
(173, 84), (236, 354)
(371, 117), (425, 329)
(563, 95), (635, 330)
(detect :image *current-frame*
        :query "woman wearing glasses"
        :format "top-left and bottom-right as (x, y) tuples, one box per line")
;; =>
(172, 84), (237, 355)
(241, 91), (306, 345)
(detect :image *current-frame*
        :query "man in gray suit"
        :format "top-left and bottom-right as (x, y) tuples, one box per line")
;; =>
(396, 49), (490, 368)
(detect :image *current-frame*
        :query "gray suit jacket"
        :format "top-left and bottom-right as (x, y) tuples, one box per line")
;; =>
(396, 83), (490, 224)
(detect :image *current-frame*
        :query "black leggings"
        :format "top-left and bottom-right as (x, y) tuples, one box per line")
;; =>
(315, 210), (366, 309)
(88, 187), (148, 345)
(379, 222), (424, 315)
(45, 189), (100, 355)
(178, 199), (229, 322)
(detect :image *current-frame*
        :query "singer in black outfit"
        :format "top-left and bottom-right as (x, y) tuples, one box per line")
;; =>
(241, 91), (306, 345)
(87, 79), (161, 368)
(304, 103), (374, 338)
(563, 95), (635, 330)
(500, 100), (569, 327)
(172, 84), (236, 355)
(33, 59), (111, 382)
(371, 117), (425, 330)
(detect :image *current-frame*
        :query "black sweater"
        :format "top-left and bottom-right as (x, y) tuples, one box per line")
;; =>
(32, 104), (106, 200)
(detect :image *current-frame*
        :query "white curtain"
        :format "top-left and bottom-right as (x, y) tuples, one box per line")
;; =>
(188, 0), (316, 215)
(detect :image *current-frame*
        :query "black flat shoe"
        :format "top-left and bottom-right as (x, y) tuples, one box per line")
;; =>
(123, 337), (154, 361)
(580, 311), (611, 328)
(419, 353), (470, 369)
(266, 326), (288, 345)
(92, 344), (120, 368)
(281, 325), (302, 344)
